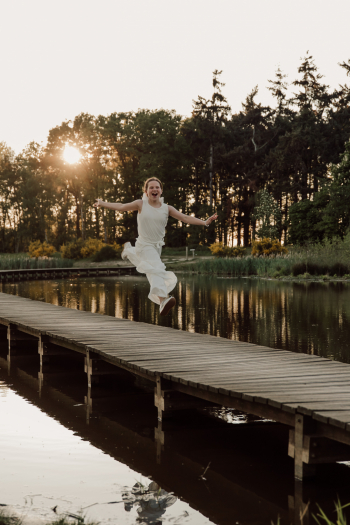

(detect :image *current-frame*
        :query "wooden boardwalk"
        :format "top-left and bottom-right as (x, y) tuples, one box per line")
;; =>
(1, 291), (350, 480)
(0, 265), (136, 282)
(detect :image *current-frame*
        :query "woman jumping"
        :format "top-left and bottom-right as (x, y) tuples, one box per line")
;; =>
(94, 177), (217, 316)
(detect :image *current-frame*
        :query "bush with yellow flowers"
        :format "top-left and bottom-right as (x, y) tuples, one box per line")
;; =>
(209, 242), (246, 258)
(60, 238), (123, 260)
(251, 238), (288, 257)
(80, 238), (104, 258)
(28, 240), (56, 258)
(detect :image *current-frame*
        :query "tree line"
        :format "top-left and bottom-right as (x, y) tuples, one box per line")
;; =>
(1, 52), (350, 253)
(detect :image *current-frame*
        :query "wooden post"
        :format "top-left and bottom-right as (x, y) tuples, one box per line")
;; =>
(7, 324), (39, 362)
(154, 421), (164, 465)
(155, 375), (164, 422)
(85, 386), (92, 424)
(294, 415), (304, 480)
(38, 335), (50, 371)
(85, 350), (129, 388)
(154, 375), (217, 421)
(288, 481), (310, 525)
(293, 414), (316, 480)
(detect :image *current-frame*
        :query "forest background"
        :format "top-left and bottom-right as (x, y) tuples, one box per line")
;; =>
(1, 53), (350, 254)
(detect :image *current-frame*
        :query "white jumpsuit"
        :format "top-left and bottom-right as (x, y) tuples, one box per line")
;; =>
(122, 193), (177, 305)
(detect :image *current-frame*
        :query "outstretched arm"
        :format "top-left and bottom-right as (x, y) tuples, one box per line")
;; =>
(168, 206), (218, 227)
(94, 198), (142, 212)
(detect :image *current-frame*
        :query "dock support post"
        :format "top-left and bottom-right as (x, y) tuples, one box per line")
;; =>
(288, 481), (310, 525)
(154, 420), (164, 464)
(7, 324), (39, 362)
(155, 376), (163, 422)
(38, 335), (50, 371)
(295, 415), (304, 480)
(294, 414), (316, 480)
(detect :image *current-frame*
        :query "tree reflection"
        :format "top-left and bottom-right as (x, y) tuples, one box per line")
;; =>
(2, 276), (350, 363)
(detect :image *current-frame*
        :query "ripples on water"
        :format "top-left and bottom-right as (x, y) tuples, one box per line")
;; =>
(2, 275), (350, 362)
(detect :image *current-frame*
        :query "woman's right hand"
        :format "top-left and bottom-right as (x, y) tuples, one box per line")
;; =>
(94, 198), (102, 208)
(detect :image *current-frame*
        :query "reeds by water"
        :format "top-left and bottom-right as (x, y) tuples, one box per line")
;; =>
(0, 254), (74, 271)
(185, 256), (292, 277)
(179, 235), (350, 278)
(184, 253), (350, 278)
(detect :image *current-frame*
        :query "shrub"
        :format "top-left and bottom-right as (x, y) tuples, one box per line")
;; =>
(28, 240), (56, 258)
(111, 242), (122, 255)
(92, 245), (118, 262)
(209, 242), (246, 258)
(80, 238), (104, 258)
(251, 238), (288, 257)
(60, 239), (122, 260)
(60, 239), (85, 259)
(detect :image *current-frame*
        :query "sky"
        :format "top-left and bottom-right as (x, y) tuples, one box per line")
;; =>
(1, 0), (350, 154)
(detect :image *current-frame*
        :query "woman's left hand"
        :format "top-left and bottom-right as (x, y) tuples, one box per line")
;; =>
(205, 213), (218, 226)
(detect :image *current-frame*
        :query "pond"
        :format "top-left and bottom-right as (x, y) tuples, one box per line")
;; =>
(2, 275), (350, 361)
(1, 275), (350, 525)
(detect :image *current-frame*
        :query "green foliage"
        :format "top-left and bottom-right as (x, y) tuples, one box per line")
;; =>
(323, 140), (350, 237)
(0, 253), (73, 270)
(92, 245), (118, 262)
(251, 238), (288, 257)
(313, 499), (350, 525)
(60, 239), (121, 260)
(253, 190), (282, 240)
(28, 240), (56, 258)
(60, 239), (85, 260)
(184, 256), (291, 277)
(1, 55), (350, 251)
(288, 190), (332, 244)
(209, 242), (246, 258)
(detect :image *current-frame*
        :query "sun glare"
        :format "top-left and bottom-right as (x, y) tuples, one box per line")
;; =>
(63, 145), (81, 164)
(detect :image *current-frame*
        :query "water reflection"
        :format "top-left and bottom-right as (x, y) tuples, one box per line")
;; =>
(2, 276), (350, 362)
(3, 352), (350, 525)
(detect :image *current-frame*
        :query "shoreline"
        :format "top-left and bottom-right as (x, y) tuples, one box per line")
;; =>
(172, 271), (350, 283)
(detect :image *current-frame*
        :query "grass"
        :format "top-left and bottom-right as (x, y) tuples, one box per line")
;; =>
(167, 236), (350, 279)
(162, 245), (211, 256)
(313, 500), (350, 525)
(177, 255), (350, 279)
(0, 254), (74, 271)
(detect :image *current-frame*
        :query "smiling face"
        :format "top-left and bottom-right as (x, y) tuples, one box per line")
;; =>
(146, 180), (162, 203)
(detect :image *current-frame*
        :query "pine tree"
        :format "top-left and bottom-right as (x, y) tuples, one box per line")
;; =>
(253, 190), (282, 240)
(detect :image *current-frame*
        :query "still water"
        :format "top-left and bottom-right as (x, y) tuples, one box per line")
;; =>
(1, 276), (350, 524)
(2, 275), (350, 361)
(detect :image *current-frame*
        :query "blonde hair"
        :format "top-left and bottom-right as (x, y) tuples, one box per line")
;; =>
(143, 177), (163, 193)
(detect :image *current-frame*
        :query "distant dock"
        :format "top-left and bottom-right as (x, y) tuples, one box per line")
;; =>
(0, 265), (136, 282)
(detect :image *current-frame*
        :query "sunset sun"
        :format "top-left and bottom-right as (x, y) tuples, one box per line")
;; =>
(63, 145), (81, 164)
